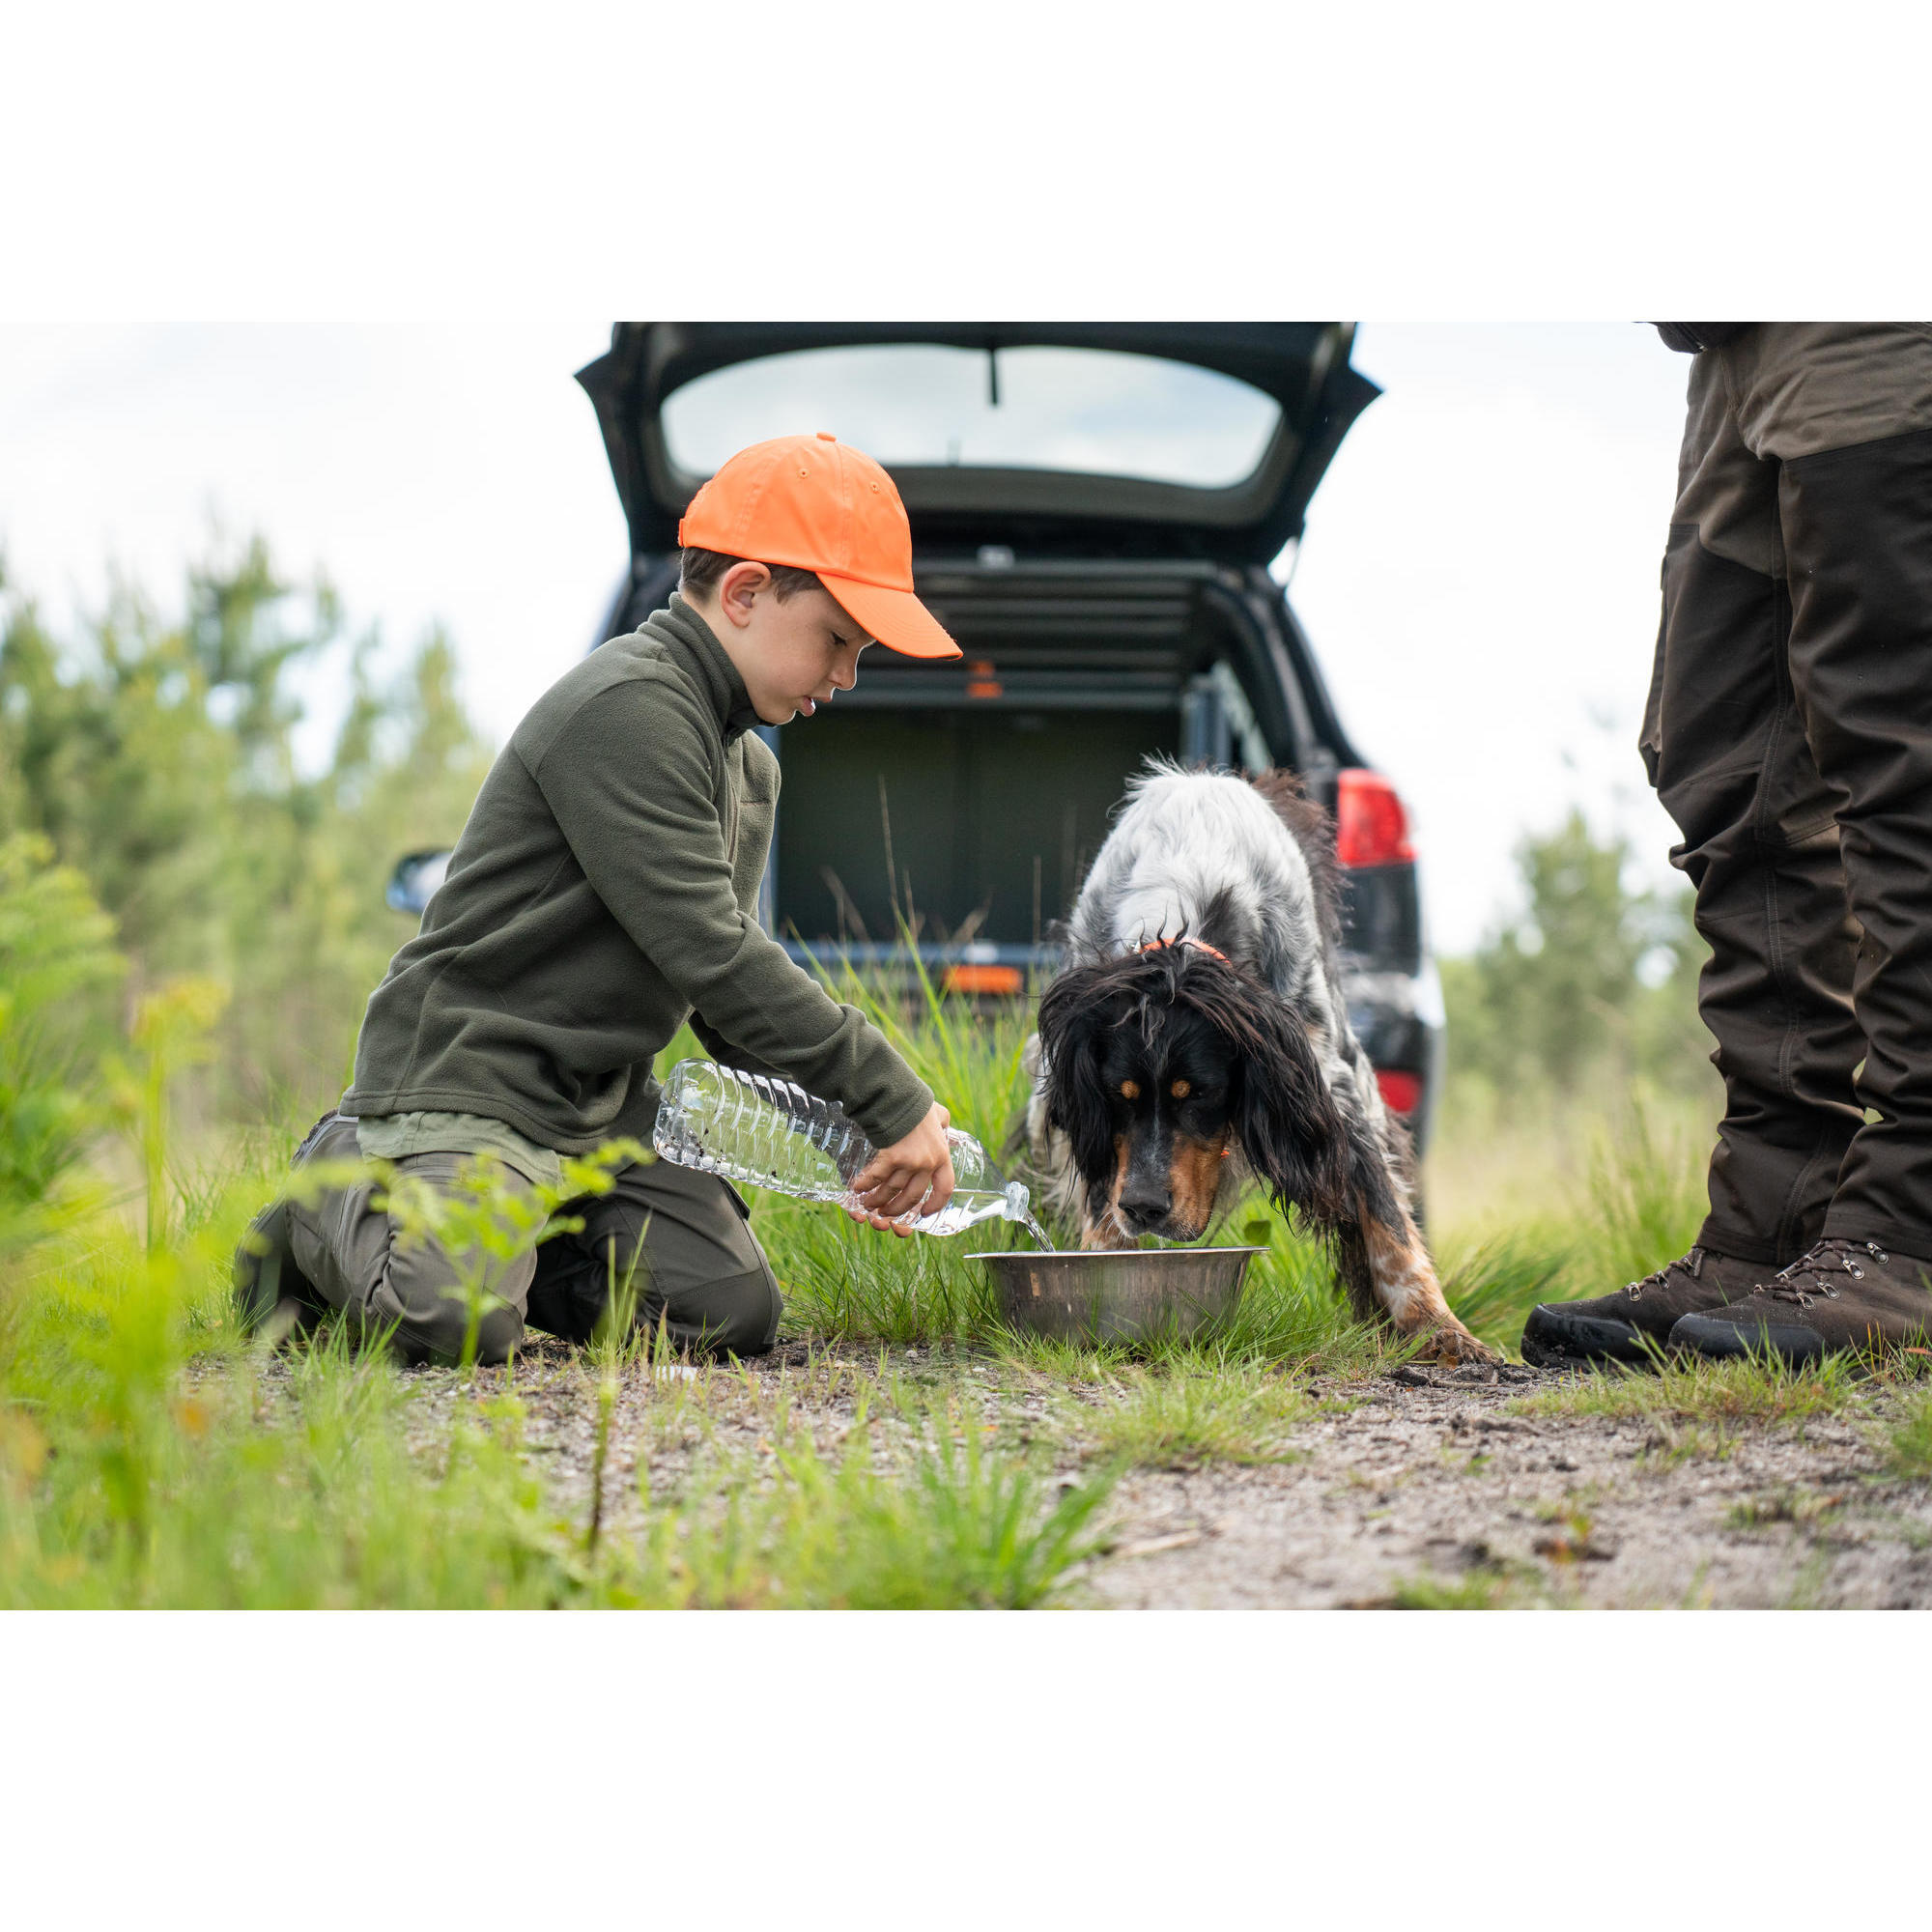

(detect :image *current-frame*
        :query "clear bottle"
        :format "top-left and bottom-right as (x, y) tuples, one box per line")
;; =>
(652, 1058), (1037, 1237)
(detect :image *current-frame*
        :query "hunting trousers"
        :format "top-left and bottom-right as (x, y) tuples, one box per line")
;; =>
(1641, 323), (1932, 1263)
(269, 1114), (781, 1365)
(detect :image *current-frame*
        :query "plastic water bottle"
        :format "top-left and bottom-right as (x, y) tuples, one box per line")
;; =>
(651, 1059), (1040, 1238)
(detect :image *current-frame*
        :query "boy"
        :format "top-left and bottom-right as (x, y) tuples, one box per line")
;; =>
(240, 431), (962, 1363)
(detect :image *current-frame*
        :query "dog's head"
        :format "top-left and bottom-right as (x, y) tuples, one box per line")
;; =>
(1036, 941), (1351, 1244)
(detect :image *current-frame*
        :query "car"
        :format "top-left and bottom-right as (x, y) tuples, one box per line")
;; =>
(392, 324), (1445, 1148)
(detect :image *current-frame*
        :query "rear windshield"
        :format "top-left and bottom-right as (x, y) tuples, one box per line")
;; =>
(661, 345), (1282, 490)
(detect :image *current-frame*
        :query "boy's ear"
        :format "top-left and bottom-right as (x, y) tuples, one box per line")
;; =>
(714, 560), (774, 630)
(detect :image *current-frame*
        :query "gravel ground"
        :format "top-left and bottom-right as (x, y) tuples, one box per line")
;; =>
(335, 1340), (1932, 1609)
(1079, 1365), (1932, 1609)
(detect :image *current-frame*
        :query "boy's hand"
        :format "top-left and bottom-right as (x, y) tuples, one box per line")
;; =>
(847, 1103), (955, 1236)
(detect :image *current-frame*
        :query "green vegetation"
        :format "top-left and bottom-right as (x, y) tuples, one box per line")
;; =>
(1072, 1365), (1313, 1469)
(1509, 1347), (1879, 1430)
(632, 1409), (1116, 1609)
(1379, 1562), (1544, 1609)
(1886, 1389), (1932, 1480)
(1, 539), (493, 1125)
(19, 538), (1930, 1611)
(1437, 809), (1709, 1101)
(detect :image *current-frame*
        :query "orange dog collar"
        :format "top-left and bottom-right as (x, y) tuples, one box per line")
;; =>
(1132, 936), (1231, 965)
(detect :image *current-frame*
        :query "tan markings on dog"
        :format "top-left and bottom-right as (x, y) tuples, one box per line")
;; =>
(1169, 1078), (1190, 1099)
(1169, 1132), (1230, 1238)
(1120, 1079), (1140, 1100)
(1081, 1134), (1135, 1250)
(1359, 1205), (1495, 1365)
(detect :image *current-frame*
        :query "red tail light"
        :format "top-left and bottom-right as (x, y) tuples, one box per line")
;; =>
(1335, 768), (1414, 867)
(1375, 1068), (1423, 1115)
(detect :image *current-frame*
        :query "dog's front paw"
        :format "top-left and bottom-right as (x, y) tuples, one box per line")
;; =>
(1408, 1321), (1499, 1369)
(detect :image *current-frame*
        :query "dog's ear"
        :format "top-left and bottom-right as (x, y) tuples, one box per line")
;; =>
(1036, 964), (1124, 1183)
(1180, 965), (1352, 1225)
(1233, 1004), (1353, 1225)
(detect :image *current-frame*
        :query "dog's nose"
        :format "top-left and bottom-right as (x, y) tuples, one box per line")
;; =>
(1119, 1177), (1171, 1226)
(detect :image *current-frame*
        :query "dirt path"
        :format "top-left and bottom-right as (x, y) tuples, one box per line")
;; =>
(1081, 1366), (1932, 1608)
(384, 1343), (1932, 1609)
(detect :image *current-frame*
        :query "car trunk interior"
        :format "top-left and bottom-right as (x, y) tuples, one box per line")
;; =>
(769, 561), (1302, 953)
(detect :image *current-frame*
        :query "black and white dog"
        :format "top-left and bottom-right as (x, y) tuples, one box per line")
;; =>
(1024, 760), (1491, 1365)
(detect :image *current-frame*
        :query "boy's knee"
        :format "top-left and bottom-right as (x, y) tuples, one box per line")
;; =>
(365, 1237), (535, 1365)
(465, 1299), (527, 1365)
(655, 1264), (781, 1359)
(370, 1293), (526, 1366)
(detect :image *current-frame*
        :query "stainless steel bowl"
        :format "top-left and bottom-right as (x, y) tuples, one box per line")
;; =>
(968, 1246), (1264, 1346)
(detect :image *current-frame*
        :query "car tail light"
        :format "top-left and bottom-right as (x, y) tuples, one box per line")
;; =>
(1375, 1068), (1422, 1115)
(964, 659), (1004, 700)
(945, 963), (1023, 995)
(1335, 768), (1414, 867)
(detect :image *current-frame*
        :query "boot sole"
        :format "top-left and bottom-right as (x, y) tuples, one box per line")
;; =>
(1668, 1314), (1825, 1365)
(1520, 1305), (1671, 1369)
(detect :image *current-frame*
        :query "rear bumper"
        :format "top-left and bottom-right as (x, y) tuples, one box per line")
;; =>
(1342, 960), (1445, 1152)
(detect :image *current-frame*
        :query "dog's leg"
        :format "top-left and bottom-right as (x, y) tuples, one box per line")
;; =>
(1316, 1049), (1492, 1364)
(1341, 1197), (1494, 1366)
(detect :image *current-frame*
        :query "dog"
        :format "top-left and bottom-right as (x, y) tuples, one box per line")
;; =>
(1023, 759), (1492, 1366)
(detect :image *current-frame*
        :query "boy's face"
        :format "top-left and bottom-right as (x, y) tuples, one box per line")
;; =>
(690, 564), (874, 726)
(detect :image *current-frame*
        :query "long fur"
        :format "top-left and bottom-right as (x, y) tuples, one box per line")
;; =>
(1025, 759), (1487, 1359)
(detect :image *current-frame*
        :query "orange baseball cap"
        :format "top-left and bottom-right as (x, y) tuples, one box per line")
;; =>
(677, 432), (961, 660)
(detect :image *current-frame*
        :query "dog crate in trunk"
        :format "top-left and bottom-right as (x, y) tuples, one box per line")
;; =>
(760, 558), (1327, 982)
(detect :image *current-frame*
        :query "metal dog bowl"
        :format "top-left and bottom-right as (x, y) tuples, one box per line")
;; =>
(969, 1246), (1264, 1346)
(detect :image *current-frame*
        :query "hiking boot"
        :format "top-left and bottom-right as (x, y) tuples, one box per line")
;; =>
(1519, 1245), (1758, 1367)
(1669, 1237), (1932, 1365)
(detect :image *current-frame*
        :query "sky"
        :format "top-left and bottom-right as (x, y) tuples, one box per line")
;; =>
(0, 320), (1692, 953)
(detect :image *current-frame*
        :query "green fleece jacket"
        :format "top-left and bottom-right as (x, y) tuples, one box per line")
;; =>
(342, 596), (934, 1153)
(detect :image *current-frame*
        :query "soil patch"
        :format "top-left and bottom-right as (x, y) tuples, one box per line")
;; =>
(260, 1343), (1932, 1608)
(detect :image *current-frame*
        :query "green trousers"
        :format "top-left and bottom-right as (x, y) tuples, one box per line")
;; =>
(250, 1114), (781, 1365)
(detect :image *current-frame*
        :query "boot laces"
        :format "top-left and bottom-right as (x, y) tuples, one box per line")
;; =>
(1764, 1237), (1889, 1307)
(1624, 1244), (1704, 1302)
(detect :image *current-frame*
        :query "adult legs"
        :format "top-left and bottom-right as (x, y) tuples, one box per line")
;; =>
(1779, 424), (1932, 1254)
(1643, 354), (1862, 1266)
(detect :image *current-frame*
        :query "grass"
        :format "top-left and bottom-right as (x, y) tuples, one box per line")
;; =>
(1429, 1082), (1713, 1354)
(1724, 1487), (1845, 1531)
(1380, 1570), (1539, 1610)
(0, 1238), (1115, 1608)
(1072, 1364), (1314, 1469)
(1508, 1347), (1878, 1431)
(634, 1409), (1116, 1609)
(1886, 1389), (1932, 1479)
(0, 1024), (1122, 1607)
(22, 949), (1915, 1613)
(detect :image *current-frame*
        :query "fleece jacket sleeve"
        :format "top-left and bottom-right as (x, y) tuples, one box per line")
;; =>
(526, 671), (934, 1150)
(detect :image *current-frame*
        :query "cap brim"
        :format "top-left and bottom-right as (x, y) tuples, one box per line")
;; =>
(819, 574), (961, 660)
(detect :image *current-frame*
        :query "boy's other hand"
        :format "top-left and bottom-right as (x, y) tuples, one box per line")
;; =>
(847, 1104), (955, 1236)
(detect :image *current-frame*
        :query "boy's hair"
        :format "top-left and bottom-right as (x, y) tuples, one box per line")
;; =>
(679, 548), (822, 601)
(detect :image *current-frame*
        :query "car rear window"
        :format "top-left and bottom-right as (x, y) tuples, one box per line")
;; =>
(661, 345), (1283, 491)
